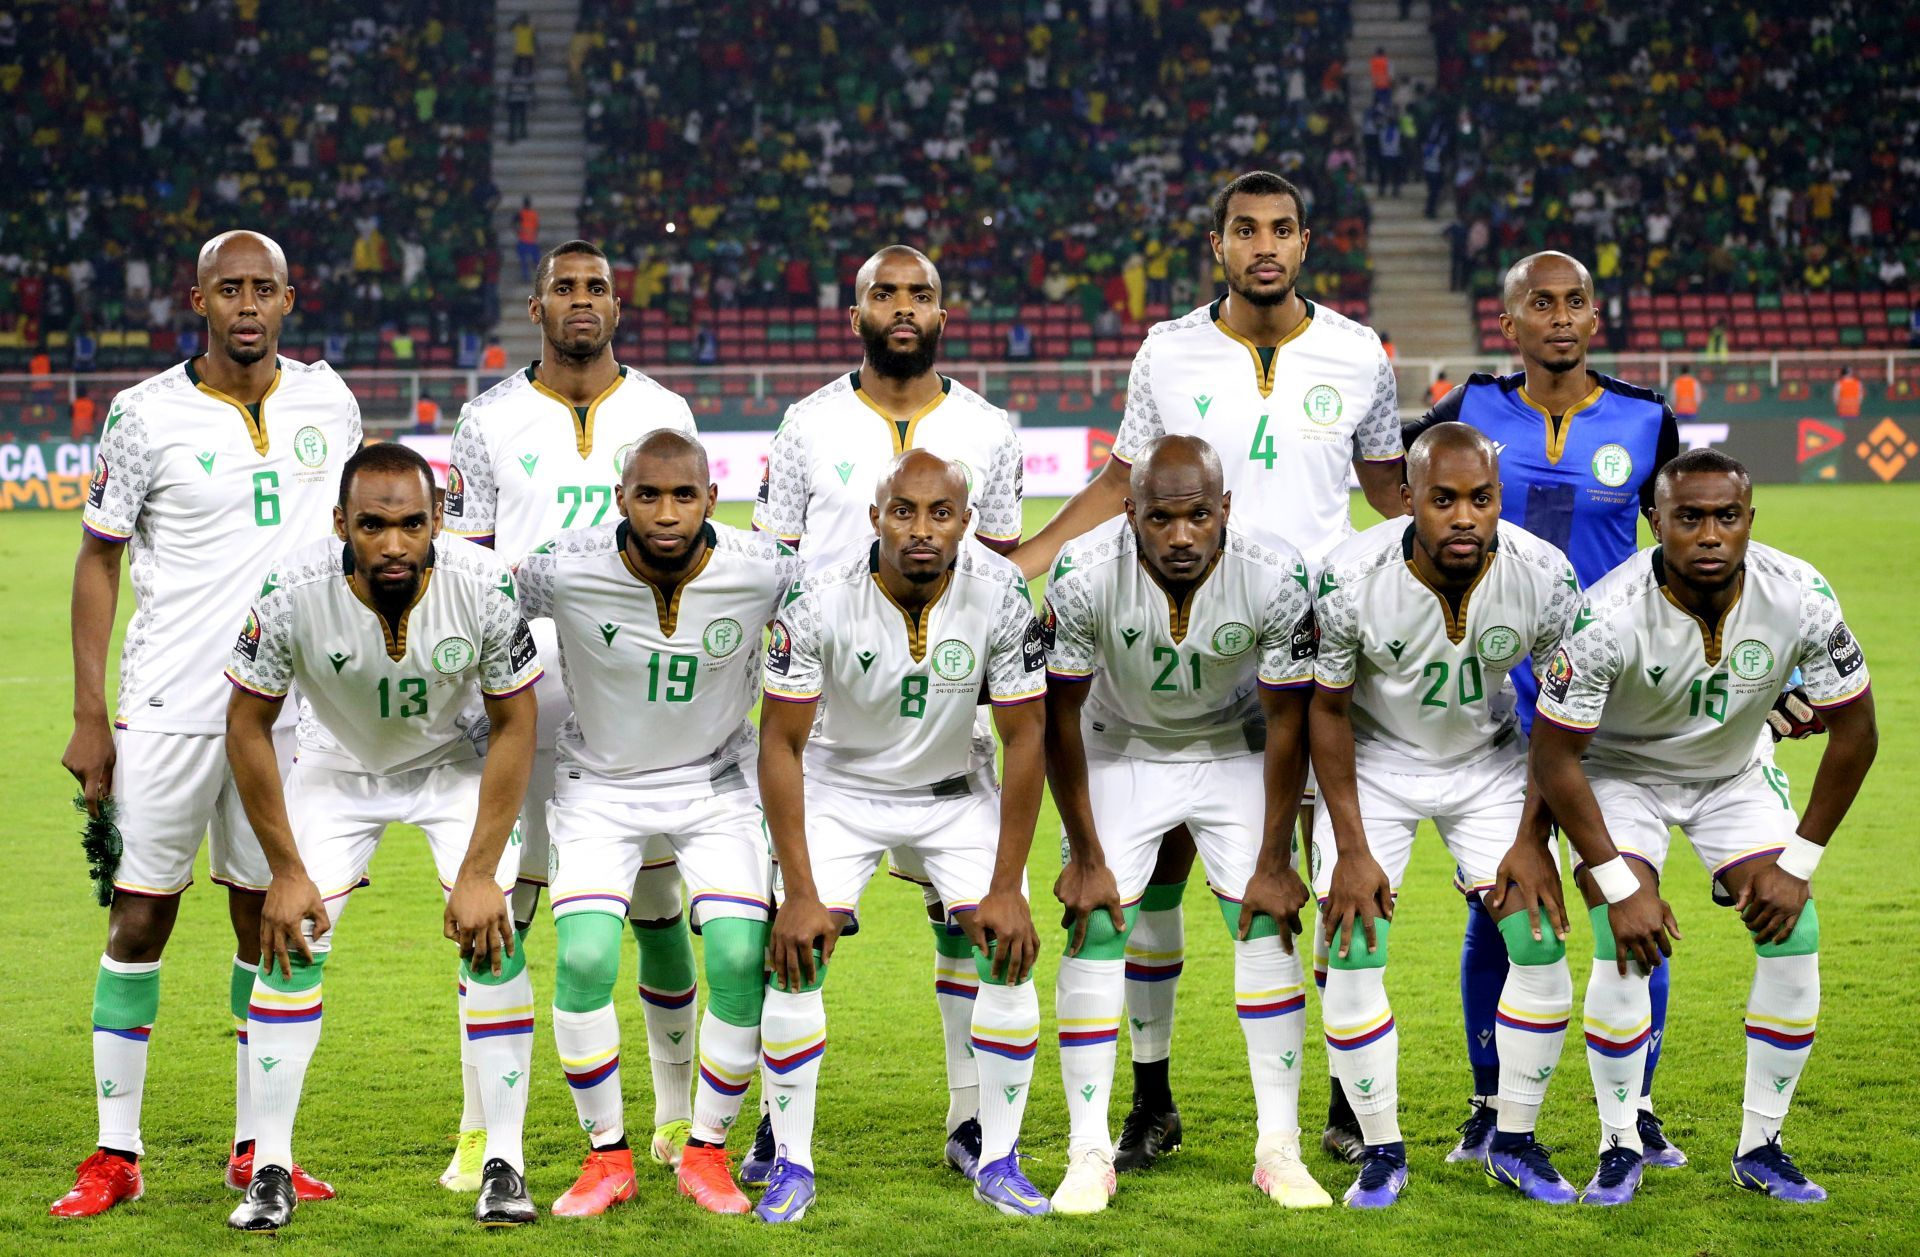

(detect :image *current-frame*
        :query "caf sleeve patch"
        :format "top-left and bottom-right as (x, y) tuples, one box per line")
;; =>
(1039, 600), (1058, 651)
(1290, 606), (1318, 662)
(766, 619), (793, 676)
(1542, 646), (1575, 703)
(1022, 615), (1046, 672)
(87, 457), (110, 508)
(235, 609), (263, 661)
(756, 464), (770, 505)
(444, 464), (467, 518)
(508, 618), (537, 672)
(1826, 622), (1863, 677)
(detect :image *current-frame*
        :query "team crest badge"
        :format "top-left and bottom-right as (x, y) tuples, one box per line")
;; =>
(931, 639), (976, 681)
(432, 636), (476, 674)
(293, 426), (329, 469)
(1477, 625), (1523, 667)
(1302, 384), (1343, 426)
(1211, 621), (1255, 656)
(1591, 443), (1633, 488)
(703, 618), (745, 658)
(1728, 638), (1774, 681)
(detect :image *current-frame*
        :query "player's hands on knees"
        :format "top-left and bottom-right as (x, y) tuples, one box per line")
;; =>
(1607, 884), (1682, 976)
(261, 872), (329, 981)
(1766, 686), (1825, 742)
(445, 872), (513, 977)
(1734, 860), (1811, 946)
(769, 894), (836, 991)
(1325, 852), (1394, 961)
(1488, 840), (1569, 944)
(969, 889), (1040, 984)
(62, 717), (116, 817)
(1053, 858), (1125, 958)
(1237, 865), (1311, 951)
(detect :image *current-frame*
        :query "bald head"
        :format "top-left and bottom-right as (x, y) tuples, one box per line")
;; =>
(197, 231), (288, 287)
(1501, 250), (1592, 313)
(875, 447), (967, 511)
(1128, 434), (1224, 502)
(622, 428), (710, 486)
(1407, 421), (1499, 489)
(854, 245), (940, 304)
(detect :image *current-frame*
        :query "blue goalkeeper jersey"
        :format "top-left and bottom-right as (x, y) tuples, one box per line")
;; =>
(1406, 369), (1678, 727)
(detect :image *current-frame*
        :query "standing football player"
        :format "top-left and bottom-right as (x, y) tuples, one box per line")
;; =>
(441, 240), (702, 1183)
(1015, 170), (1406, 1168)
(1532, 450), (1876, 1205)
(754, 451), (1050, 1222)
(515, 432), (800, 1217)
(1043, 436), (1326, 1213)
(1312, 424), (1584, 1208)
(54, 231), (358, 1218)
(750, 244), (1025, 1181)
(222, 443), (541, 1231)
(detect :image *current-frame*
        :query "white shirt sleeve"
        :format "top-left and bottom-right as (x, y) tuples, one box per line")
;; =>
(1111, 340), (1163, 467)
(445, 410), (496, 540)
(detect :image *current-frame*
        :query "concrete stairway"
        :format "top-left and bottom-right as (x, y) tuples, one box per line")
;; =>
(489, 0), (587, 363)
(1344, 0), (1477, 375)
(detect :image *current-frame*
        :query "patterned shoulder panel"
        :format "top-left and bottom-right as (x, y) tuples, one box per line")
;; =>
(1147, 303), (1215, 340)
(1306, 301), (1383, 347)
(461, 369), (533, 415)
(779, 373), (855, 427)
(270, 535), (349, 592)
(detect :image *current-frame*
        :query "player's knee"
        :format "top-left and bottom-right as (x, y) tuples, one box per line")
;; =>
(553, 912), (622, 1010)
(766, 952), (828, 995)
(1326, 919), (1390, 970)
(257, 950), (327, 994)
(930, 918), (975, 959)
(1754, 899), (1819, 958)
(700, 917), (770, 1027)
(1069, 904), (1136, 961)
(1214, 893), (1280, 941)
(1494, 910), (1567, 966)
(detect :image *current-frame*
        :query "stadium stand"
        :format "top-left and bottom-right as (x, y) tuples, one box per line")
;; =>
(1429, 2), (1920, 354)
(574, 1), (1378, 364)
(0, 0), (500, 372)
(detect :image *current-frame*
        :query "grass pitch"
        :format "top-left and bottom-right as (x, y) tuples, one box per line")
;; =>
(1, 488), (1916, 1255)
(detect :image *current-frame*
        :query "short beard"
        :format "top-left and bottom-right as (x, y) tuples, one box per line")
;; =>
(637, 537), (699, 573)
(901, 562), (946, 585)
(1228, 272), (1293, 309)
(860, 320), (942, 381)
(369, 572), (421, 610)
(1538, 349), (1585, 375)
(226, 335), (272, 365)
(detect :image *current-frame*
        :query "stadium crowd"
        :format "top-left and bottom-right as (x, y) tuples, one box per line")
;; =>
(0, 0), (500, 368)
(1430, 1), (1920, 302)
(573, 1), (1377, 316)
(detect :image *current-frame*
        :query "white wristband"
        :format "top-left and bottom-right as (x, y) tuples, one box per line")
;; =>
(1773, 835), (1825, 882)
(1588, 857), (1640, 905)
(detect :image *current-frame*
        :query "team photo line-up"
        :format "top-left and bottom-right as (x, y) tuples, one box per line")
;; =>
(51, 169), (1876, 1232)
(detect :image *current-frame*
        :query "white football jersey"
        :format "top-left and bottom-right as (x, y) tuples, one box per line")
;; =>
(1536, 543), (1870, 783)
(443, 365), (698, 560)
(763, 541), (1046, 792)
(516, 520), (802, 796)
(1043, 517), (1316, 762)
(225, 534), (542, 775)
(1112, 299), (1402, 565)
(753, 371), (1024, 559)
(1315, 517), (1581, 774)
(82, 356), (361, 733)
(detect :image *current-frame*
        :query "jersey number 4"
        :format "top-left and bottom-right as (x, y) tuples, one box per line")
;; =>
(1248, 415), (1278, 469)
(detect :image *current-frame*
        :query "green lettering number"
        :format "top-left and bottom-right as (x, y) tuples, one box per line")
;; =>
(1149, 647), (1205, 692)
(556, 484), (582, 527)
(1419, 657), (1484, 708)
(1761, 764), (1793, 810)
(899, 674), (928, 718)
(377, 676), (428, 718)
(252, 471), (280, 527)
(557, 484), (615, 528)
(644, 652), (699, 702)
(1688, 674), (1729, 724)
(1248, 414), (1278, 469)
(585, 484), (613, 525)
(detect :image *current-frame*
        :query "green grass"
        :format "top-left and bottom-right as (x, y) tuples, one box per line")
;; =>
(1, 489), (1916, 1255)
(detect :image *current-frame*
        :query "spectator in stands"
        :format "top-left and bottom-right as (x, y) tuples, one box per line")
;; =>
(414, 390), (442, 433)
(511, 12), (536, 76)
(71, 387), (98, 440)
(693, 325), (718, 365)
(1369, 46), (1392, 104)
(507, 73), (534, 144)
(1006, 319), (1033, 361)
(1377, 110), (1405, 198)
(1833, 366), (1864, 419)
(1670, 366), (1702, 421)
(482, 338), (508, 370)
(517, 198), (541, 283)
(1427, 370), (1451, 406)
